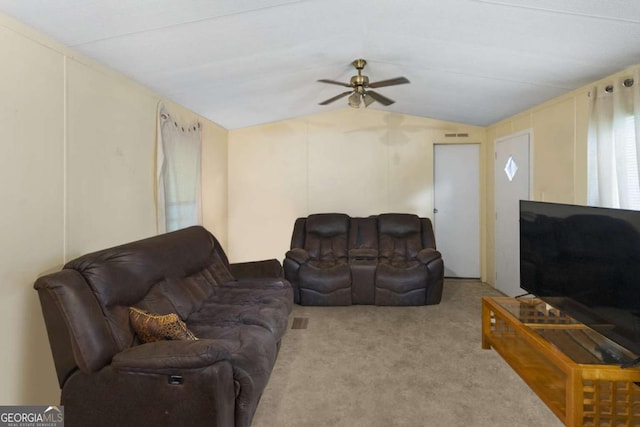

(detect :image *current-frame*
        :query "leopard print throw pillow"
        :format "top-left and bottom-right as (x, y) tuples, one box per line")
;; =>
(129, 307), (198, 343)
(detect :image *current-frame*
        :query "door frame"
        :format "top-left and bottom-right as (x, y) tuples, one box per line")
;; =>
(493, 129), (533, 292)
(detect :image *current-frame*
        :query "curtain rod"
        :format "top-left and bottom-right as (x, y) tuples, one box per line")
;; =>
(604, 78), (635, 93)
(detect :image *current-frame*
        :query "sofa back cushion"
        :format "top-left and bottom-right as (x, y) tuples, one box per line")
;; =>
(377, 214), (423, 261)
(420, 218), (437, 250)
(303, 214), (350, 261)
(290, 218), (306, 250)
(349, 217), (378, 250)
(65, 226), (226, 352)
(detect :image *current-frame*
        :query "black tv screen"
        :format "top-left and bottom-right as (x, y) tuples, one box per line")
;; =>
(520, 200), (640, 355)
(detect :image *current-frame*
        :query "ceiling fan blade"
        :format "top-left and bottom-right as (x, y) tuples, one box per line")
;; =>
(317, 79), (352, 88)
(366, 90), (395, 106)
(368, 77), (410, 88)
(318, 90), (353, 105)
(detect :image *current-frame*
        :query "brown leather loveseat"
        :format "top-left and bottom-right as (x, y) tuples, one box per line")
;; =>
(34, 226), (293, 427)
(284, 213), (444, 306)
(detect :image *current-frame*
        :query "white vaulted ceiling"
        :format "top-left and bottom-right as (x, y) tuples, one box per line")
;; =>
(1, 0), (640, 129)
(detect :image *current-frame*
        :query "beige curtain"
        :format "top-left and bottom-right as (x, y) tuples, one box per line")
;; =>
(156, 103), (202, 233)
(588, 68), (640, 209)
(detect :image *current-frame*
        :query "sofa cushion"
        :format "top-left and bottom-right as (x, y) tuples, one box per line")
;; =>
(186, 323), (279, 427)
(378, 214), (423, 260)
(299, 262), (351, 293)
(378, 213), (421, 236)
(210, 250), (235, 283)
(306, 213), (350, 237)
(137, 274), (215, 320)
(349, 217), (378, 250)
(190, 283), (293, 341)
(65, 226), (219, 351)
(304, 214), (350, 261)
(216, 279), (294, 313)
(129, 307), (198, 343)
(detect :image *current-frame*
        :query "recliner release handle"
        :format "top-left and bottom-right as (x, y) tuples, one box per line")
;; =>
(168, 375), (183, 385)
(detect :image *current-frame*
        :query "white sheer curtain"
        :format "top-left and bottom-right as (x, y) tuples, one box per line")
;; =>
(588, 68), (640, 209)
(156, 104), (202, 233)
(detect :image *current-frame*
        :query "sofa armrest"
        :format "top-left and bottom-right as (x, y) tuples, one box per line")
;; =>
(285, 248), (310, 264)
(112, 340), (231, 372)
(417, 248), (442, 264)
(229, 259), (283, 279)
(348, 248), (378, 260)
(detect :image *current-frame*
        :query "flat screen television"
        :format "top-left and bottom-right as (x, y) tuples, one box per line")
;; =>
(520, 200), (640, 356)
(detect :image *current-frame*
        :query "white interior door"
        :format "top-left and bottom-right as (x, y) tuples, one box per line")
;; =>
(434, 143), (480, 278)
(494, 131), (531, 296)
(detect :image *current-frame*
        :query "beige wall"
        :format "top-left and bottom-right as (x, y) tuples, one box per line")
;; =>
(0, 13), (228, 405)
(0, 19), (65, 407)
(228, 108), (484, 264)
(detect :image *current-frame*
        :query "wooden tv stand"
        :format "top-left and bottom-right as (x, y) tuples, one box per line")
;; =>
(482, 296), (640, 427)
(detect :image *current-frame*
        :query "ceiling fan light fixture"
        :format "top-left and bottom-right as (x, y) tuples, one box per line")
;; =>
(348, 92), (361, 108)
(363, 93), (375, 107)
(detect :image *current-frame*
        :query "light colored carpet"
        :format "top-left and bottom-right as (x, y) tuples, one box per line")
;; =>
(252, 279), (564, 427)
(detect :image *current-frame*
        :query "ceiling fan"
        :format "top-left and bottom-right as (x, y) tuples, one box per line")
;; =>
(318, 58), (410, 108)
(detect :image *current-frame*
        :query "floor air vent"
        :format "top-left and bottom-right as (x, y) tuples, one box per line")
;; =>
(291, 317), (309, 330)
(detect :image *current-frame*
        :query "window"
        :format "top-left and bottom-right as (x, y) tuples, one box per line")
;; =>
(617, 115), (640, 208)
(156, 105), (202, 232)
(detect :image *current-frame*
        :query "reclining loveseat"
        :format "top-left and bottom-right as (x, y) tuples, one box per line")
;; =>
(284, 213), (444, 306)
(34, 226), (293, 427)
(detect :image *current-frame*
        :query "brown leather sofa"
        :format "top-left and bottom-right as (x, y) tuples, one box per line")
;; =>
(34, 226), (293, 427)
(283, 213), (444, 306)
